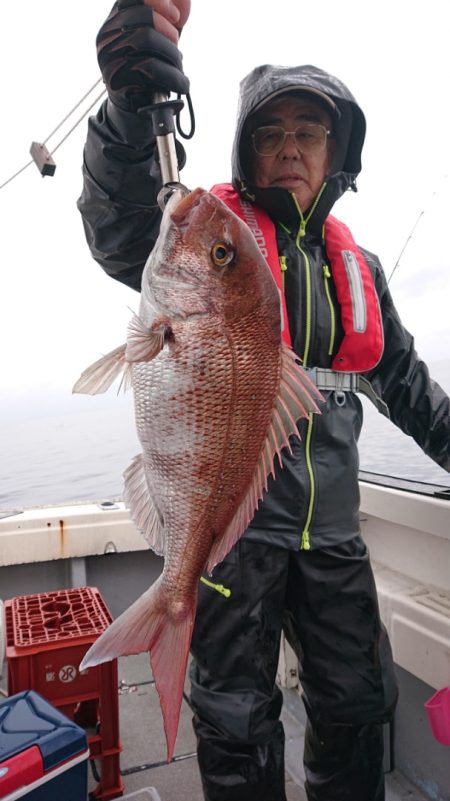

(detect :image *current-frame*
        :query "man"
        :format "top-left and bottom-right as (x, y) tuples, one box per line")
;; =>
(78, 2), (450, 799)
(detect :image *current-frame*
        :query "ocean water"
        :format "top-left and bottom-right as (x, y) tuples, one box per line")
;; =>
(1, 361), (450, 512)
(0, 395), (140, 511)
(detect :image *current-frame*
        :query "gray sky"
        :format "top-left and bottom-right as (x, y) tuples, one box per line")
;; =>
(1, 0), (449, 410)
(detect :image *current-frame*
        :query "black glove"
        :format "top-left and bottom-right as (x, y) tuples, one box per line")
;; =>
(96, 0), (190, 113)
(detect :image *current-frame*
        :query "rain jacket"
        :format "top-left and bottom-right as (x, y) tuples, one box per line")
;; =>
(78, 64), (450, 551)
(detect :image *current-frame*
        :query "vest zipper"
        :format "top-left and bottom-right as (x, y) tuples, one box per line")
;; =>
(301, 415), (314, 550)
(293, 228), (317, 547)
(295, 221), (312, 365)
(291, 187), (326, 365)
(291, 199), (315, 551)
(279, 255), (287, 289)
(285, 188), (327, 551)
(322, 264), (336, 356)
(291, 225), (316, 548)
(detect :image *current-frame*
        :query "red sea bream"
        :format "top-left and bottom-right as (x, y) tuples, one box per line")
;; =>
(73, 187), (322, 760)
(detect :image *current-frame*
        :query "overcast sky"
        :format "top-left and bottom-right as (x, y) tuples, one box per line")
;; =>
(1, 0), (449, 414)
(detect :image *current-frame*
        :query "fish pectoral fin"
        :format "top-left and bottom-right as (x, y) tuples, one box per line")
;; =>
(126, 313), (173, 363)
(72, 344), (130, 395)
(206, 346), (323, 574)
(123, 454), (166, 555)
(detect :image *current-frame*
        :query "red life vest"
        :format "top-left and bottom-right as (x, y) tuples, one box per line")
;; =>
(211, 183), (384, 373)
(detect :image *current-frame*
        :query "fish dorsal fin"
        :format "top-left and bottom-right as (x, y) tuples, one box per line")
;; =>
(123, 453), (166, 556)
(72, 344), (129, 395)
(126, 313), (172, 363)
(206, 346), (322, 573)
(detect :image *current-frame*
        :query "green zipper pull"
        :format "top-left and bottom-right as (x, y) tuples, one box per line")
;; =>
(200, 576), (232, 598)
(323, 264), (331, 279)
(301, 530), (311, 550)
(290, 192), (307, 242)
(279, 256), (287, 289)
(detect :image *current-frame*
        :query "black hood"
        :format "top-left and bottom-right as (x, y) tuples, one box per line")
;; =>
(231, 64), (366, 230)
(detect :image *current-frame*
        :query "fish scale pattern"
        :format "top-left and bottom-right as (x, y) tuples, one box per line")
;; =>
(131, 310), (281, 600)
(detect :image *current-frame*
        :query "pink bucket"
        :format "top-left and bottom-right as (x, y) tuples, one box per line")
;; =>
(424, 687), (450, 745)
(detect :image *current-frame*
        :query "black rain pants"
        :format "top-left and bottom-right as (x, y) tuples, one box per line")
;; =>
(189, 535), (398, 801)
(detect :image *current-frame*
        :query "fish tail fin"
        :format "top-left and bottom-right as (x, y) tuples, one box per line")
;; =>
(151, 600), (196, 762)
(79, 581), (163, 669)
(79, 578), (195, 762)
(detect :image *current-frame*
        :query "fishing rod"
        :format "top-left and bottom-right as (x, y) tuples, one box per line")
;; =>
(387, 210), (424, 286)
(387, 174), (448, 286)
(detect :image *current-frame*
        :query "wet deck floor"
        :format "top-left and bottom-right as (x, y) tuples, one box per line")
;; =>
(0, 653), (429, 801)
(96, 653), (427, 801)
(100, 652), (308, 801)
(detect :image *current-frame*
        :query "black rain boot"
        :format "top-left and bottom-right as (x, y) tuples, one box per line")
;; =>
(194, 717), (288, 801)
(304, 719), (385, 801)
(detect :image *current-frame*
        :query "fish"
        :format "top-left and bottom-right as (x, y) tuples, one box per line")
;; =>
(73, 187), (322, 761)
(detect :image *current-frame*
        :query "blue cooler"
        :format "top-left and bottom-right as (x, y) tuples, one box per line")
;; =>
(0, 690), (88, 800)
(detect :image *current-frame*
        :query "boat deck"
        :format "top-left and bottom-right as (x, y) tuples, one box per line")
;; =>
(78, 653), (428, 801)
(2, 481), (447, 801)
(0, 647), (435, 801)
(107, 652), (307, 801)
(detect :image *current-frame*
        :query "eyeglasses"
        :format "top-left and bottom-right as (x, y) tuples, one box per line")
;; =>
(251, 123), (331, 157)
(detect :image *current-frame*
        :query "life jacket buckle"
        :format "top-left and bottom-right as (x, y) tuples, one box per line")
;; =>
(334, 390), (346, 407)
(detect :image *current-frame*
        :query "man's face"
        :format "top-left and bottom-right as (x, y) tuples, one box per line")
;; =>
(250, 94), (335, 211)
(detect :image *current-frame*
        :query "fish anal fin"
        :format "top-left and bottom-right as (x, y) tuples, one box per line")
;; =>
(206, 346), (323, 573)
(72, 344), (128, 395)
(123, 454), (165, 554)
(126, 313), (173, 363)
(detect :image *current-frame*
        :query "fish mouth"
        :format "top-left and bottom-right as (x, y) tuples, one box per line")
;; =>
(169, 187), (209, 229)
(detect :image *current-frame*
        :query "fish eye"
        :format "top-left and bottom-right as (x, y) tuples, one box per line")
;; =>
(211, 241), (235, 268)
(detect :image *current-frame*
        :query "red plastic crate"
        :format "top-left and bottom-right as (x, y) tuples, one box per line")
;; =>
(5, 587), (124, 800)
(9, 586), (111, 647)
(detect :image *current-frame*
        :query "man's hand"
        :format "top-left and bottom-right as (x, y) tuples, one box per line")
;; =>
(146, 0), (191, 43)
(97, 0), (191, 113)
